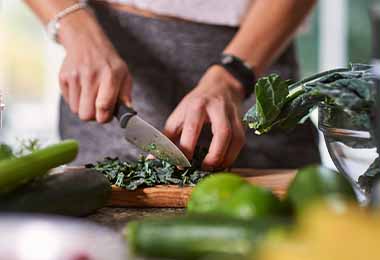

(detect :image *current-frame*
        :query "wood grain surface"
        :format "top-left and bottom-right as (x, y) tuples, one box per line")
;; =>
(110, 168), (297, 208)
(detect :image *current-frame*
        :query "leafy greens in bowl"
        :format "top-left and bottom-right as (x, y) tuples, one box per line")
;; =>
(244, 64), (378, 198)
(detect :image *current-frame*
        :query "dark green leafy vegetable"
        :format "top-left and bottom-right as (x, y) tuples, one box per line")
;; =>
(244, 64), (375, 134)
(245, 75), (290, 133)
(244, 64), (379, 193)
(86, 149), (210, 190)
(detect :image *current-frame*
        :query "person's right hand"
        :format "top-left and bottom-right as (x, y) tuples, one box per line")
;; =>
(58, 10), (132, 123)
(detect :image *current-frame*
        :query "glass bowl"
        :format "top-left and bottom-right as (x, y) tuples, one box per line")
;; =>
(318, 103), (378, 203)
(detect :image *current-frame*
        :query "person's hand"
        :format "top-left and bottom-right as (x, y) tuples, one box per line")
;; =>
(58, 10), (131, 123)
(164, 66), (246, 170)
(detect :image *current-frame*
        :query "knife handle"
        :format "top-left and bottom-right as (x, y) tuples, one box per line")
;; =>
(114, 102), (137, 128)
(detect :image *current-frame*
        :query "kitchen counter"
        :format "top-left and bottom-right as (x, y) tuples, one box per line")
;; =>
(87, 207), (185, 231)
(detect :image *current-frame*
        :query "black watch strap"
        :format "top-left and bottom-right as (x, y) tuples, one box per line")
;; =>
(212, 53), (256, 97)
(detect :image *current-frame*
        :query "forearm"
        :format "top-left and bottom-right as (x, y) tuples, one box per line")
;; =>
(224, 0), (316, 75)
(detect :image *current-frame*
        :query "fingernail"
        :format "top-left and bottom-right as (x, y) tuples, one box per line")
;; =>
(97, 111), (111, 123)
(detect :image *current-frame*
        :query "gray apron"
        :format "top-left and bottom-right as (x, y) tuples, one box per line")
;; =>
(60, 2), (320, 168)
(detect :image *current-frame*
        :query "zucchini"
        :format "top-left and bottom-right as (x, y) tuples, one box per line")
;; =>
(0, 139), (78, 193)
(125, 216), (290, 259)
(0, 169), (111, 216)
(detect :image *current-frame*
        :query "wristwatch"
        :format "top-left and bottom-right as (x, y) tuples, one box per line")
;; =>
(212, 53), (257, 98)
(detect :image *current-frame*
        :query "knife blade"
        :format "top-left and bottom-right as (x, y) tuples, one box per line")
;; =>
(114, 103), (191, 167)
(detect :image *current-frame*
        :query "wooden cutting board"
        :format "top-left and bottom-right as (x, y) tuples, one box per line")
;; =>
(110, 168), (296, 208)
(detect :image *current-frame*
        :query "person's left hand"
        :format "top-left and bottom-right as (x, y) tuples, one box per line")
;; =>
(164, 65), (246, 170)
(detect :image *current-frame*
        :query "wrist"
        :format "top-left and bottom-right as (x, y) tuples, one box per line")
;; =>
(207, 65), (246, 100)
(58, 9), (104, 49)
(210, 53), (256, 98)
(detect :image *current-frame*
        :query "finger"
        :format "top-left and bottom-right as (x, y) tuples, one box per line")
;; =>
(95, 69), (122, 123)
(59, 74), (69, 104)
(202, 103), (232, 170)
(220, 111), (246, 168)
(179, 106), (206, 159)
(78, 71), (98, 121)
(164, 108), (185, 142)
(119, 72), (133, 107)
(67, 72), (81, 114)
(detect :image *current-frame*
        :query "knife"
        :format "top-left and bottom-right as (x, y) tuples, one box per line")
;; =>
(114, 103), (191, 167)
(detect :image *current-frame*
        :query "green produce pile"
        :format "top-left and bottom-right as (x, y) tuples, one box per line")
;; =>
(243, 64), (379, 193)
(0, 139), (110, 216)
(125, 165), (357, 260)
(0, 167), (111, 216)
(123, 64), (380, 259)
(86, 149), (210, 190)
(0, 139), (78, 193)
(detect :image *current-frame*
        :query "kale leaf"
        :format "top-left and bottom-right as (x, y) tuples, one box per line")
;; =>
(244, 64), (379, 194)
(244, 74), (290, 133)
(244, 64), (375, 134)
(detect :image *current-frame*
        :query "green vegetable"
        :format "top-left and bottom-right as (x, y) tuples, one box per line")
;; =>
(0, 144), (14, 161)
(221, 185), (284, 220)
(187, 173), (283, 219)
(286, 165), (356, 212)
(125, 215), (289, 260)
(87, 156), (209, 190)
(0, 139), (78, 194)
(247, 75), (290, 133)
(0, 169), (110, 216)
(244, 64), (374, 135)
(187, 173), (250, 214)
(244, 64), (379, 193)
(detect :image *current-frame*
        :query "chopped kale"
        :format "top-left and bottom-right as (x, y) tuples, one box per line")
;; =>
(86, 148), (209, 190)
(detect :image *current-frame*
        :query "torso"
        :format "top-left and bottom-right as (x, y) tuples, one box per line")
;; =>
(101, 0), (254, 26)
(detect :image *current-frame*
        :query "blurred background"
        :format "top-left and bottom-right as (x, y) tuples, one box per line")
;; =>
(0, 0), (379, 169)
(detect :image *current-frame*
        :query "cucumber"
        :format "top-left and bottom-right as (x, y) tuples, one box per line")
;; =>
(0, 169), (111, 216)
(0, 140), (78, 194)
(125, 216), (290, 259)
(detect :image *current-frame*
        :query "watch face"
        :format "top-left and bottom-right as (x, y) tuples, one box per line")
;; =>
(221, 55), (234, 65)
